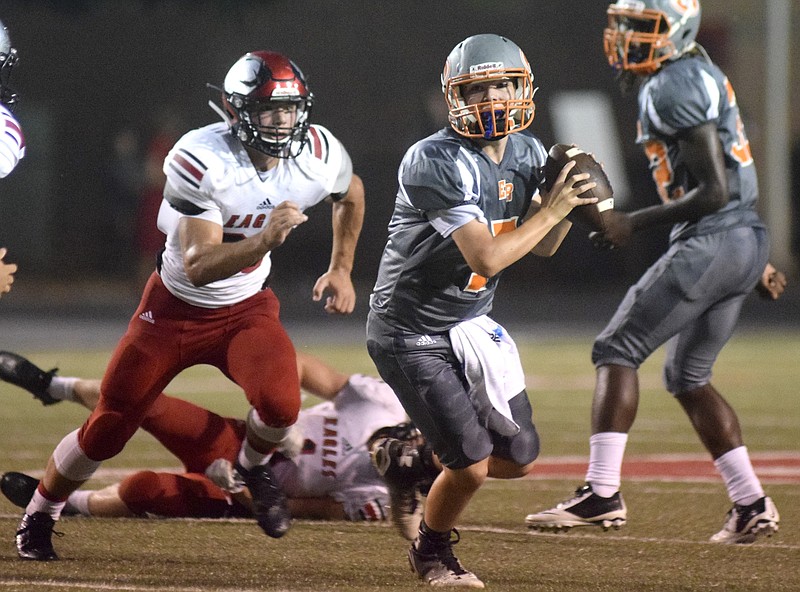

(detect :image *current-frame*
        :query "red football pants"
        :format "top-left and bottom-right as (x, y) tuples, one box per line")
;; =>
(78, 272), (301, 461)
(117, 393), (249, 518)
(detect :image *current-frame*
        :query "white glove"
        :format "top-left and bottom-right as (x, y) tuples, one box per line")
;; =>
(205, 458), (246, 493)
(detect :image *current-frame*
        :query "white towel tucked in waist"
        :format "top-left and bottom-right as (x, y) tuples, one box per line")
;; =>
(448, 315), (526, 436)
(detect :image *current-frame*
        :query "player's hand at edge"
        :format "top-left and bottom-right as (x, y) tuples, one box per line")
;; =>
(313, 268), (356, 314)
(0, 247), (17, 298)
(590, 210), (633, 250)
(755, 262), (787, 301)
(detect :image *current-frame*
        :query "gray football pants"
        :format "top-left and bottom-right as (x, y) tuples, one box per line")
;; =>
(592, 225), (769, 395)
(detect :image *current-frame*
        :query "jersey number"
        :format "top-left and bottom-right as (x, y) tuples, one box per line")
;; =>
(643, 79), (753, 203)
(724, 78), (753, 166)
(463, 217), (518, 293)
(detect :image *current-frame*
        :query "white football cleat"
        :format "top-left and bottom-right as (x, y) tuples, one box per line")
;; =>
(710, 496), (779, 544)
(525, 484), (627, 532)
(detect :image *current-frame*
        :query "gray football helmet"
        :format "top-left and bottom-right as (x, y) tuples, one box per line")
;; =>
(604, 0), (701, 75)
(0, 18), (18, 108)
(441, 34), (535, 140)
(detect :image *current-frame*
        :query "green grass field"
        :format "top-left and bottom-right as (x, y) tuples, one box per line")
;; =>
(1, 330), (798, 591)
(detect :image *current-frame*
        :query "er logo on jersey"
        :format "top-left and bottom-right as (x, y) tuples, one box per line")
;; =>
(498, 179), (513, 202)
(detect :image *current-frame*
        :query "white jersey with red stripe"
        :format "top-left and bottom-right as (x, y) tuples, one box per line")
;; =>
(273, 374), (407, 521)
(0, 103), (25, 178)
(157, 121), (352, 308)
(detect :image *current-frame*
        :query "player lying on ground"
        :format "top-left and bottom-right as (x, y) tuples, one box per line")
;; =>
(0, 350), (437, 529)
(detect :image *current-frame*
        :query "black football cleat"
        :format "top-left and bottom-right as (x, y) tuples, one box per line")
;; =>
(16, 512), (60, 561)
(1, 471), (39, 508)
(235, 463), (291, 538)
(0, 351), (60, 406)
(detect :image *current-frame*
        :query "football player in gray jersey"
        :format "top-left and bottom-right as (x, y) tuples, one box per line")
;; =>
(367, 34), (598, 587)
(526, 0), (785, 545)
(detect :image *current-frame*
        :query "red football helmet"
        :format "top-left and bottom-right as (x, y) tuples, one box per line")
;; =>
(221, 51), (314, 158)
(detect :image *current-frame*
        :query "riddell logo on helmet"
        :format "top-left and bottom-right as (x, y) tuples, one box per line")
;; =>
(272, 82), (301, 97)
(470, 62), (504, 74)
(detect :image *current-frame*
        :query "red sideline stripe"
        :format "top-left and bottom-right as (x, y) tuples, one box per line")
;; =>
(528, 452), (800, 483)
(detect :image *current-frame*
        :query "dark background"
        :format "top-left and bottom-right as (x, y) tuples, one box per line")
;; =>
(0, 0), (797, 327)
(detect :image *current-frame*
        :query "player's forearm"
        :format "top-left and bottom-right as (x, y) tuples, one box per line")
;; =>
(629, 186), (725, 232)
(183, 237), (268, 286)
(477, 208), (565, 275)
(327, 177), (364, 273)
(530, 218), (572, 257)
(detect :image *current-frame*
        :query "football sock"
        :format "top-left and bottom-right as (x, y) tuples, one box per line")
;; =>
(66, 490), (92, 516)
(586, 432), (628, 498)
(26, 488), (67, 520)
(416, 520), (451, 554)
(714, 446), (764, 506)
(237, 439), (271, 472)
(48, 376), (79, 403)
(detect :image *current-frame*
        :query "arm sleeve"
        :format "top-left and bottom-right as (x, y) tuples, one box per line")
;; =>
(336, 487), (390, 522)
(0, 112), (24, 178)
(307, 125), (353, 198)
(644, 69), (720, 136)
(162, 144), (224, 225)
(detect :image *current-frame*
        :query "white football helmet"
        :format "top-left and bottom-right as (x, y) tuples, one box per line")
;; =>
(604, 0), (702, 75)
(441, 34), (535, 140)
(218, 50), (314, 158)
(0, 18), (19, 108)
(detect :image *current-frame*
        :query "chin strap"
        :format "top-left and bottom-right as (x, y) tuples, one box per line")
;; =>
(207, 99), (233, 127)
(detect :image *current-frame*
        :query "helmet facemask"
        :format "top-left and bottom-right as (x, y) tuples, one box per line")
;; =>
(444, 68), (535, 140)
(604, 6), (675, 76)
(227, 93), (313, 159)
(604, 0), (701, 77)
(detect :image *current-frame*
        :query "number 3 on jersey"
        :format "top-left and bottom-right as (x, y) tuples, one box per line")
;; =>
(643, 77), (752, 203)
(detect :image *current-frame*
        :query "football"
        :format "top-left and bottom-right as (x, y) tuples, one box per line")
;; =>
(542, 143), (614, 233)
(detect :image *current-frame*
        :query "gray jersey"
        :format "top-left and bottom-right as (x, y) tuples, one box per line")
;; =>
(593, 54), (770, 391)
(369, 128), (547, 334)
(637, 54), (763, 241)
